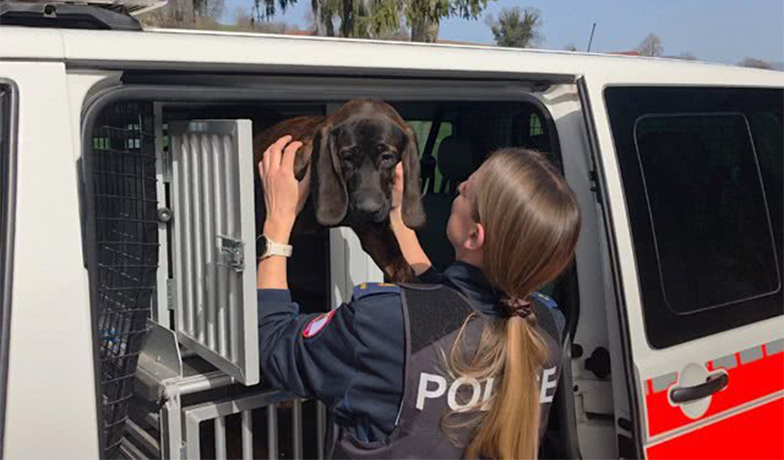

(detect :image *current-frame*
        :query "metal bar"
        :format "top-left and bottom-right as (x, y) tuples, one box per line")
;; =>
(120, 437), (150, 460)
(183, 389), (292, 421)
(224, 133), (240, 362)
(95, 193), (158, 203)
(177, 132), (194, 335)
(215, 416), (227, 460)
(91, 170), (158, 181)
(167, 370), (235, 398)
(201, 133), (217, 350)
(241, 410), (253, 460)
(185, 411), (202, 460)
(293, 399), (303, 460)
(190, 132), (206, 343)
(154, 103), (170, 330)
(213, 134), (229, 357)
(160, 395), (183, 460)
(267, 404), (278, 460)
(317, 401), (326, 460)
(125, 418), (160, 455)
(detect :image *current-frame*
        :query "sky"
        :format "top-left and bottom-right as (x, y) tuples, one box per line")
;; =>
(223, 0), (784, 66)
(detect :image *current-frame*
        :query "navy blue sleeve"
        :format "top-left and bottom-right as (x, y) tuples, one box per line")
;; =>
(258, 286), (405, 437)
(341, 286), (405, 438)
(257, 289), (358, 404)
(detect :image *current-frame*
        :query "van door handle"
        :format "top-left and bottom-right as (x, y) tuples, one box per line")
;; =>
(670, 373), (729, 404)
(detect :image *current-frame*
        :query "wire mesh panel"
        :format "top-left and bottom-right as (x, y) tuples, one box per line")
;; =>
(90, 102), (158, 458)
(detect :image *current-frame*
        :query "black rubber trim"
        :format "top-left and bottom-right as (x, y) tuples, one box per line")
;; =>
(577, 77), (645, 459)
(670, 373), (729, 404)
(0, 79), (19, 460)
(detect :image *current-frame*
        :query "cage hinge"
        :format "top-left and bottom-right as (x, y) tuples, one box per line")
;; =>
(217, 236), (245, 272)
(166, 279), (176, 310)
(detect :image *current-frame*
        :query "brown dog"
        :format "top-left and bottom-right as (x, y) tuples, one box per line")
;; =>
(254, 99), (426, 281)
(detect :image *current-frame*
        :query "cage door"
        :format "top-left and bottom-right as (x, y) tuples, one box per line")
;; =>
(169, 120), (259, 385)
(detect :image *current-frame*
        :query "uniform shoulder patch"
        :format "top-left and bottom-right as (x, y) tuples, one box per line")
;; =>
(531, 291), (558, 309)
(302, 310), (336, 339)
(352, 282), (400, 301)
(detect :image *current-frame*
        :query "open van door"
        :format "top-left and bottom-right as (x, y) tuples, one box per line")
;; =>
(580, 80), (784, 459)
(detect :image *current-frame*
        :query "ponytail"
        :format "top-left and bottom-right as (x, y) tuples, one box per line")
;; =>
(463, 315), (547, 460)
(444, 149), (581, 459)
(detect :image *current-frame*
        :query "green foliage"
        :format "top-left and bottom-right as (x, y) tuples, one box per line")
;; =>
(488, 7), (543, 49)
(256, 0), (495, 41)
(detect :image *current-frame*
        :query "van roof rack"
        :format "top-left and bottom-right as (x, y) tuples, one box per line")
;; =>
(0, 0), (166, 30)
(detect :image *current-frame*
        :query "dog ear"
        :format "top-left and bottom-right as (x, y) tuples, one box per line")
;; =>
(312, 125), (348, 226)
(401, 125), (426, 228)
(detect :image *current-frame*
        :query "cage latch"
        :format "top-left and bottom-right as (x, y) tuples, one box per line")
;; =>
(217, 236), (245, 272)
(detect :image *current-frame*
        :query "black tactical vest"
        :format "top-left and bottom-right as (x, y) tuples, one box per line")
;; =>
(333, 283), (563, 459)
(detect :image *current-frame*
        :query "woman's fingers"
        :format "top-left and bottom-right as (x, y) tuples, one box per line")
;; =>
(282, 141), (302, 174)
(264, 135), (292, 175)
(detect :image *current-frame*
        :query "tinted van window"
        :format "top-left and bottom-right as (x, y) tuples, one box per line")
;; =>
(605, 87), (783, 348)
(634, 113), (779, 314)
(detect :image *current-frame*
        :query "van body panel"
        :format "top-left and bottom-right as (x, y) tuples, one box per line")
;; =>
(0, 27), (64, 61)
(582, 72), (784, 457)
(0, 26), (776, 87)
(0, 61), (99, 459)
(0, 23), (781, 457)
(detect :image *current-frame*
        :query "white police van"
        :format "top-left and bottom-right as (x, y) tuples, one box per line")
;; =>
(0, 1), (782, 458)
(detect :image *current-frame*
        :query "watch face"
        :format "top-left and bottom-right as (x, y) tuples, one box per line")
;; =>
(256, 235), (268, 259)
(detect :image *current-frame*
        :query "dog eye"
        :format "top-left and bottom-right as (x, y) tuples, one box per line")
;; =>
(380, 152), (396, 163)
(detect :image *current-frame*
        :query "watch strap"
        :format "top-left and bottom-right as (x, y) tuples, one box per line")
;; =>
(258, 234), (293, 260)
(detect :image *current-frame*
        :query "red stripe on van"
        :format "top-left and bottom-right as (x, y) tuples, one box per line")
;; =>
(646, 396), (784, 459)
(646, 349), (784, 437)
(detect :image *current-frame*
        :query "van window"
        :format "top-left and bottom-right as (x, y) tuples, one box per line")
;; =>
(634, 113), (779, 313)
(605, 87), (784, 348)
(530, 113), (544, 136)
(408, 120), (453, 192)
(0, 82), (16, 457)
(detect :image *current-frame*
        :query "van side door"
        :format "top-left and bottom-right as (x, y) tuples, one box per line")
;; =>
(585, 81), (783, 458)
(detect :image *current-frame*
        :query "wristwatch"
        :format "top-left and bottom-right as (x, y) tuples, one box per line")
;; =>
(256, 234), (293, 260)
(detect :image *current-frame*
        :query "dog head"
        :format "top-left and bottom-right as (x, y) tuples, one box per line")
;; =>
(312, 99), (426, 228)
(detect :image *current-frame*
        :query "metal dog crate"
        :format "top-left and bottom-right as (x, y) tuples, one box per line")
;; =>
(121, 324), (328, 460)
(85, 101), (384, 458)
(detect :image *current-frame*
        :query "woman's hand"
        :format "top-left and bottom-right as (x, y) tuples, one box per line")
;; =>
(259, 135), (310, 243)
(390, 162), (405, 227)
(389, 161), (432, 275)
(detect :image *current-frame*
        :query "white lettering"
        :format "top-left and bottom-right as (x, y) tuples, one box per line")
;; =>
(540, 367), (558, 403)
(416, 373), (447, 410)
(481, 377), (495, 411)
(416, 368), (558, 410)
(447, 377), (482, 412)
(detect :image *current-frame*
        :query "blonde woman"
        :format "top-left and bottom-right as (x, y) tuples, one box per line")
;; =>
(257, 135), (581, 459)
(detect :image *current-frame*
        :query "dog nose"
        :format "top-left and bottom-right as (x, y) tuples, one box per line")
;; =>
(355, 195), (383, 214)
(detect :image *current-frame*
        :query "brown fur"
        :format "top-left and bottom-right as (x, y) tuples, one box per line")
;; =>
(254, 99), (425, 282)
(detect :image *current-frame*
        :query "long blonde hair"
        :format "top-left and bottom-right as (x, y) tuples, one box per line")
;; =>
(449, 148), (581, 460)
